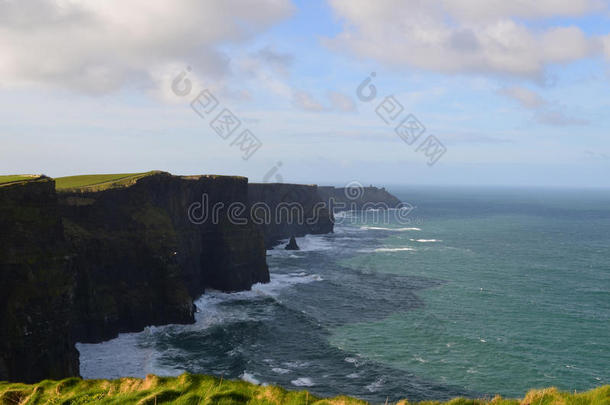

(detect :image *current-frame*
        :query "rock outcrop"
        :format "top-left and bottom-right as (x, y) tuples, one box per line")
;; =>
(317, 185), (402, 210)
(0, 177), (79, 383)
(248, 183), (333, 248)
(284, 236), (300, 250)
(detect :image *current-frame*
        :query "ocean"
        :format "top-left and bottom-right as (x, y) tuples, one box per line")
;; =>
(77, 186), (610, 403)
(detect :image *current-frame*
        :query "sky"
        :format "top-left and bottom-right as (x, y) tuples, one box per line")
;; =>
(1, 0), (610, 187)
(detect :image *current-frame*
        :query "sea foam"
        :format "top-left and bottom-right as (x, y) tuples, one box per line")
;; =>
(360, 226), (421, 231)
(291, 377), (314, 387)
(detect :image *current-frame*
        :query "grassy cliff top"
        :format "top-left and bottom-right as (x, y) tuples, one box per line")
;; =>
(0, 175), (44, 186)
(0, 373), (607, 405)
(54, 172), (249, 192)
(55, 171), (161, 192)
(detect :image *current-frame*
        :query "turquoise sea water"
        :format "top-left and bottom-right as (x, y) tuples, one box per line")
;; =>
(332, 186), (610, 397)
(78, 186), (610, 403)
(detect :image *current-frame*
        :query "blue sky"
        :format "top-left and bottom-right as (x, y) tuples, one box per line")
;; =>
(1, 0), (609, 187)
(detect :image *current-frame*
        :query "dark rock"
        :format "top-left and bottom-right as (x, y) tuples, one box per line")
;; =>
(284, 236), (300, 250)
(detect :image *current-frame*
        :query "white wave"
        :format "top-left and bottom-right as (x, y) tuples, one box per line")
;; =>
(78, 271), (322, 380)
(250, 272), (323, 297)
(333, 210), (351, 218)
(240, 371), (261, 384)
(271, 367), (291, 374)
(295, 234), (335, 252)
(346, 372), (361, 379)
(373, 247), (415, 252)
(283, 360), (310, 369)
(410, 239), (441, 243)
(291, 377), (314, 387)
(76, 330), (183, 380)
(360, 226), (421, 231)
(365, 377), (385, 392)
(195, 271), (322, 310)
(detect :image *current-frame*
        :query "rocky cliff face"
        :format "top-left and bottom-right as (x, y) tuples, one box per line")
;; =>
(0, 178), (79, 383)
(317, 186), (402, 210)
(0, 172), (269, 382)
(0, 174), (395, 383)
(59, 173), (269, 343)
(248, 183), (333, 248)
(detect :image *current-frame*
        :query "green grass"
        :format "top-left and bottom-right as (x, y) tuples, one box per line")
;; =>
(55, 171), (161, 192)
(0, 374), (607, 405)
(0, 175), (42, 186)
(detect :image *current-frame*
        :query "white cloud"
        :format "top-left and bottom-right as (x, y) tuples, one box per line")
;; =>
(534, 109), (589, 126)
(325, 0), (605, 77)
(328, 91), (356, 112)
(441, 0), (605, 21)
(0, 0), (293, 93)
(292, 90), (325, 111)
(603, 35), (610, 59)
(499, 86), (546, 109)
(252, 46), (294, 76)
(498, 86), (588, 126)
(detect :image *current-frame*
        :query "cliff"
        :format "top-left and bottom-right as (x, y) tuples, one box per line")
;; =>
(0, 173), (398, 384)
(317, 185), (401, 210)
(248, 183), (333, 248)
(0, 172), (269, 382)
(58, 172), (269, 343)
(0, 177), (79, 383)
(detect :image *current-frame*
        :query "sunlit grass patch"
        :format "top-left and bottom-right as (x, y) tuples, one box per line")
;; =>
(55, 171), (160, 192)
(0, 373), (607, 405)
(0, 174), (43, 186)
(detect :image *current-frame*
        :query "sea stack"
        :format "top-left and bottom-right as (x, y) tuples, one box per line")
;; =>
(284, 236), (300, 250)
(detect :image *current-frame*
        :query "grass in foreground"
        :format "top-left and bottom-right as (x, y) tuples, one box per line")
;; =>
(0, 374), (607, 405)
(55, 171), (160, 192)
